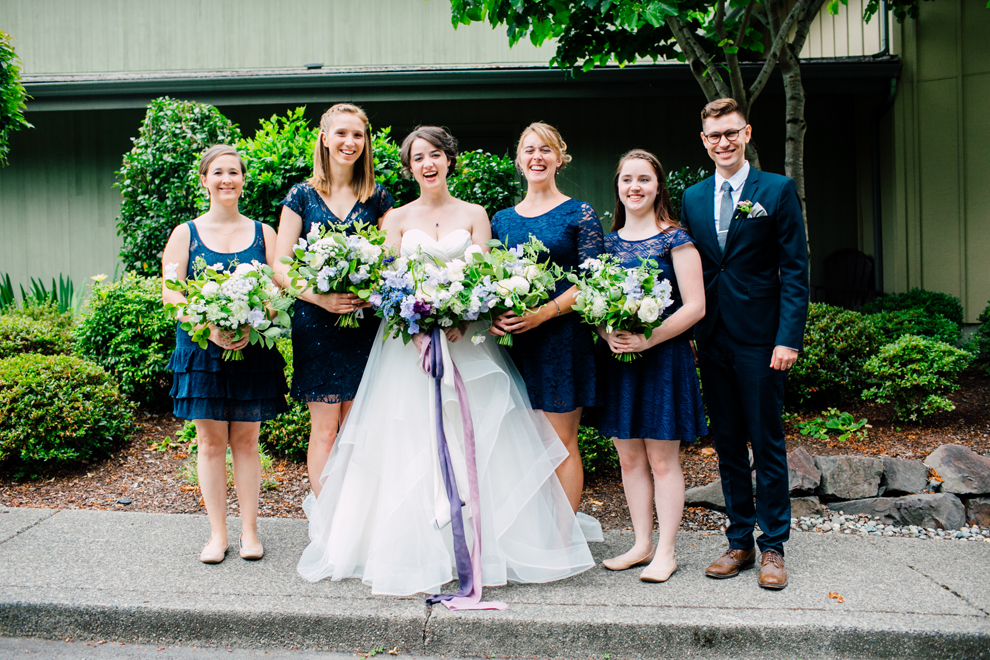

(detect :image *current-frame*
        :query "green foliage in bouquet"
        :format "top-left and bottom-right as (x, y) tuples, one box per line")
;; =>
(0, 313), (73, 358)
(861, 287), (964, 327)
(666, 166), (710, 220)
(862, 335), (972, 422)
(787, 303), (882, 407)
(373, 126), (419, 206)
(449, 149), (523, 216)
(259, 339), (310, 462)
(0, 354), (135, 473)
(74, 273), (175, 404)
(238, 106), (319, 228)
(116, 97), (241, 274)
(0, 31), (33, 167)
(868, 308), (960, 346)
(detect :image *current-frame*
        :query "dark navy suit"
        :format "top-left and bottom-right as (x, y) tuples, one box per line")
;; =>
(681, 165), (809, 555)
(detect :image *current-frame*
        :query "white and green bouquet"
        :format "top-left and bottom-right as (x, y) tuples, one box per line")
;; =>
(567, 255), (674, 361)
(475, 237), (563, 347)
(280, 221), (390, 328)
(164, 257), (293, 361)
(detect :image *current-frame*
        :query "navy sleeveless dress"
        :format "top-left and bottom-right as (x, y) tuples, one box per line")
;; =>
(278, 182), (394, 403)
(491, 199), (604, 413)
(167, 221), (289, 422)
(596, 229), (707, 442)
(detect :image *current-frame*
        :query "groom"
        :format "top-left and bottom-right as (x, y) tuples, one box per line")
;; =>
(680, 98), (809, 589)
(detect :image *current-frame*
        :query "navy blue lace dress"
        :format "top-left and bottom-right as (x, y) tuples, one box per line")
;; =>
(597, 229), (707, 442)
(168, 221), (289, 422)
(491, 199), (604, 413)
(279, 182), (395, 403)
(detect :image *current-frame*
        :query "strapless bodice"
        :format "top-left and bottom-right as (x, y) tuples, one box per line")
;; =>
(401, 228), (472, 262)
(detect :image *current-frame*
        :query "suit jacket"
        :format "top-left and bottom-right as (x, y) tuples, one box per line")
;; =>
(680, 166), (809, 350)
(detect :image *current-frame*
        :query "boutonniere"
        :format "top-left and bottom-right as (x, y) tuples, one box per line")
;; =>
(736, 200), (754, 214)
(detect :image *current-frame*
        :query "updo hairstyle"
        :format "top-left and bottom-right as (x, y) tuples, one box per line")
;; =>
(399, 126), (459, 179)
(515, 122), (572, 173)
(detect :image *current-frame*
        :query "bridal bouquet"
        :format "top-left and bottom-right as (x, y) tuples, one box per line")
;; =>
(280, 221), (390, 328)
(474, 237), (563, 347)
(370, 248), (501, 345)
(164, 257), (293, 361)
(567, 255), (674, 361)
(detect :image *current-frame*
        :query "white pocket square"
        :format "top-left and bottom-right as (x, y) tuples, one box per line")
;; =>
(749, 202), (768, 218)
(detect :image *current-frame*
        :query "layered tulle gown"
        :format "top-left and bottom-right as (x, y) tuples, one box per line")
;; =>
(297, 228), (596, 596)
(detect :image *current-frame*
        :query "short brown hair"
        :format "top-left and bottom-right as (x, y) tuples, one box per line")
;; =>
(198, 144), (246, 180)
(700, 98), (747, 128)
(400, 126), (458, 179)
(309, 103), (376, 203)
(515, 122), (572, 172)
(611, 149), (679, 233)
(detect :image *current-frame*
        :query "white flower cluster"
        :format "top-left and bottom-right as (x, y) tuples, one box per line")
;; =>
(297, 223), (384, 294)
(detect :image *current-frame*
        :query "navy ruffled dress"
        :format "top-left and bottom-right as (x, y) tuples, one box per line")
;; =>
(168, 221), (289, 422)
(490, 199), (604, 413)
(596, 229), (707, 442)
(278, 182), (394, 403)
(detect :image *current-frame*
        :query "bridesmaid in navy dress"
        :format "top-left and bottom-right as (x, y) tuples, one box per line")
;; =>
(490, 122), (604, 514)
(272, 104), (394, 497)
(162, 145), (288, 564)
(597, 150), (707, 582)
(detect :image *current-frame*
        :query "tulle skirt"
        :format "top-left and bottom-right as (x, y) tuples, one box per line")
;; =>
(297, 322), (596, 595)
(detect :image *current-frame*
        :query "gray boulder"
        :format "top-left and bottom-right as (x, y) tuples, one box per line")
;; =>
(684, 480), (725, 511)
(839, 493), (966, 530)
(924, 444), (990, 495)
(880, 457), (929, 496)
(814, 455), (883, 501)
(787, 447), (821, 494)
(964, 496), (990, 527)
(790, 496), (823, 519)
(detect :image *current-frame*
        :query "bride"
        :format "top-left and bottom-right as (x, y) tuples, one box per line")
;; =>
(297, 127), (596, 598)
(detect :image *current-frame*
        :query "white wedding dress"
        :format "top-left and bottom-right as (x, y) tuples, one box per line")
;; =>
(297, 229), (597, 595)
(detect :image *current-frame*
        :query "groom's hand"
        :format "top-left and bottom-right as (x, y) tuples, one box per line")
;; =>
(770, 346), (798, 371)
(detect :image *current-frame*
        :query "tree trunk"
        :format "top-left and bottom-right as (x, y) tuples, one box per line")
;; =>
(777, 46), (810, 256)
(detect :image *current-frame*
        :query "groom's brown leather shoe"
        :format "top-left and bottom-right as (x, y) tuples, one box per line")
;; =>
(758, 549), (787, 589)
(704, 547), (756, 578)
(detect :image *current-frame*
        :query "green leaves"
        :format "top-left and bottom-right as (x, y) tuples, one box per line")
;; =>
(0, 31), (32, 167)
(447, 149), (523, 216)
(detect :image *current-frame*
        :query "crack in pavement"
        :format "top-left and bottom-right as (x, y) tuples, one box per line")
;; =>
(0, 509), (60, 545)
(422, 602), (433, 647)
(907, 563), (990, 618)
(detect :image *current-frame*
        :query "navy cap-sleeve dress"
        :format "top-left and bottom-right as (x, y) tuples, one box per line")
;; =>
(278, 182), (394, 404)
(167, 220), (289, 422)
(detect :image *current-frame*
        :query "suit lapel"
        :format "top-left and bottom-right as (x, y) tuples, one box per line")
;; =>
(723, 166), (760, 255)
(696, 176), (719, 260)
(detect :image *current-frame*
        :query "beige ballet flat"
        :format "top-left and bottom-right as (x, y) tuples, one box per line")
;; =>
(640, 559), (677, 583)
(200, 537), (227, 564)
(602, 547), (656, 571)
(239, 533), (264, 560)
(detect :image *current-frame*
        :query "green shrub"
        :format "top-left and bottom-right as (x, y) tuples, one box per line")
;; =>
(116, 97), (241, 274)
(0, 31), (33, 167)
(578, 425), (619, 473)
(787, 303), (883, 407)
(449, 149), (523, 216)
(4, 299), (74, 330)
(862, 335), (972, 422)
(0, 354), (135, 472)
(74, 273), (175, 404)
(259, 339), (310, 461)
(0, 315), (72, 358)
(977, 301), (990, 363)
(666, 166), (710, 219)
(861, 288), (964, 326)
(238, 106), (319, 228)
(868, 308), (961, 346)
(372, 126), (418, 207)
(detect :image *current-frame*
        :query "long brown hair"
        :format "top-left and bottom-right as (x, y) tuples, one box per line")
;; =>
(308, 103), (376, 202)
(611, 149), (678, 233)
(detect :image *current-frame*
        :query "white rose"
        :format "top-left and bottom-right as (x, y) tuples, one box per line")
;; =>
(523, 265), (541, 280)
(233, 263), (255, 276)
(507, 276), (530, 295)
(495, 279), (513, 296)
(637, 297), (660, 323)
(446, 259), (467, 282)
(464, 244), (484, 261)
(201, 281), (220, 297)
(623, 298), (640, 314)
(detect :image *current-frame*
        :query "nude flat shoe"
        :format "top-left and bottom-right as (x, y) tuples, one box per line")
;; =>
(602, 547), (656, 571)
(239, 533), (264, 560)
(640, 559), (677, 583)
(200, 537), (227, 564)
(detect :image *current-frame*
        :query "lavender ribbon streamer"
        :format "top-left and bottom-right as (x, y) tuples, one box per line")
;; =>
(419, 326), (507, 611)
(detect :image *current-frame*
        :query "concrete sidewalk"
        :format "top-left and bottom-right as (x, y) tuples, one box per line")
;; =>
(0, 506), (987, 660)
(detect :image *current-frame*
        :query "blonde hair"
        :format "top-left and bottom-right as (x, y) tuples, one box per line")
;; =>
(515, 122), (572, 173)
(198, 144), (246, 180)
(309, 103), (376, 202)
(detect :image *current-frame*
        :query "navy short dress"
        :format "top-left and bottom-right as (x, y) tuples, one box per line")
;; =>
(168, 221), (289, 422)
(597, 229), (707, 442)
(491, 199), (604, 413)
(278, 182), (394, 403)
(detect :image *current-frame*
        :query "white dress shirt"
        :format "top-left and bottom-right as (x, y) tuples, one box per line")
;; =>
(713, 160), (750, 231)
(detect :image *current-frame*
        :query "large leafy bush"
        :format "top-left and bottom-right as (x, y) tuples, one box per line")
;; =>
(116, 97), (240, 274)
(0, 354), (135, 472)
(0, 314), (72, 358)
(372, 126), (418, 207)
(259, 339), (310, 461)
(867, 308), (961, 346)
(449, 149), (522, 216)
(861, 288), (964, 327)
(74, 274), (175, 404)
(0, 31), (33, 167)
(862, 335), (972, 422)
(977, 301), (990, 365)
(667, 166), (710, 219)
(787, 303), (882, 407)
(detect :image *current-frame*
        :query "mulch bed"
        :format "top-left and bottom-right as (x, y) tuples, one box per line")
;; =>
(2, 369), (988, 533)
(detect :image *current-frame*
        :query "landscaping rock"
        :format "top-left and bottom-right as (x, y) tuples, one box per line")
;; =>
(964, 496), (990, 527)
(880, 457), (929, 496)
(814, 455), (883, 501)
(924, 444), (990, 495)
(790, 496), (823, 519)
(684, 480), (725, 512)
(839, 493), (966, 530)
(787, 447), (821, 494)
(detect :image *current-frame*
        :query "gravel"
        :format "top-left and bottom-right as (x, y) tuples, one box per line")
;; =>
(791, 510), (990, 542)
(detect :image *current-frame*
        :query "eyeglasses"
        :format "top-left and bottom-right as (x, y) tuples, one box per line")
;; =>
(703, 126), (748, 144)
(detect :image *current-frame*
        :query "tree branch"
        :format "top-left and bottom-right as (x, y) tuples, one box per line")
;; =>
(791, 0), (829, 55)
(747, 0), (809, 105)
(667, 16), (731, 100)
